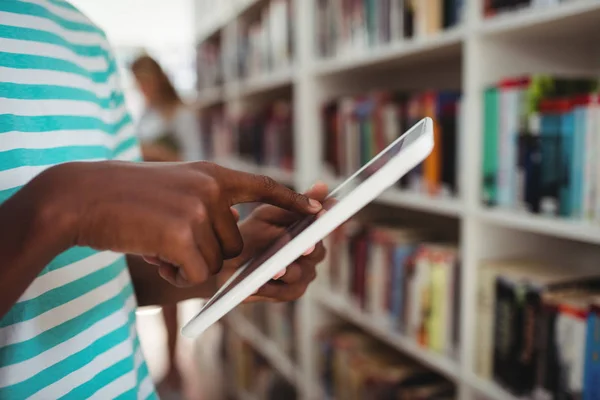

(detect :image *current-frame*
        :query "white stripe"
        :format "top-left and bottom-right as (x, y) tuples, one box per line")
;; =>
(0, 268), (131, 345)
(0, 295), (135, 387)
(0, 124), (134, 153)
(137, 376), (155, 400)
(28, 340), (133, 400)
(0, 98), (128, 125)
(0, 11), (108, 48)
(0, 66), (116, 98)
(113, 145), (141, 162)
(21, 0), (95, 25)
(86, 347), (144, 400)
(0, 37), (108, 71)
(18, 251), (123, 302)
(0, 159), (103, 191)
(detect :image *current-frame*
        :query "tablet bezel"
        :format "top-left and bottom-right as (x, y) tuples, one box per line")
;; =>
(181, 117), (434, 338)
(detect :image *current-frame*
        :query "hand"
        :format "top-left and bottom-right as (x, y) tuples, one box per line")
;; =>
(36, 161), (323, 286)
(218, 182), (329, 303)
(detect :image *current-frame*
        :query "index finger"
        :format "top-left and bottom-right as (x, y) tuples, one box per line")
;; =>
(224, 170), (323, 215)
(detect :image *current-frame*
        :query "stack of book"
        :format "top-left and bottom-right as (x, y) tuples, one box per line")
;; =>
(481, 75), (600, 220)
(315, 0), (464, 59)
(320, 219), (461, 358)
(323, 90), (462, 197)
(223, 328), (298, 400)
(317, 327), (456, 399)
(237, 100), (294, 171)
(475, 258), (600, 398)
(237, 0), (293, 80)
(196, 37), (223, 91)
(238, 301), (297, 361)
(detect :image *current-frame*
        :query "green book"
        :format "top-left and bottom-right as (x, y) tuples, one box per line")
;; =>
(483, 86), (499, 206)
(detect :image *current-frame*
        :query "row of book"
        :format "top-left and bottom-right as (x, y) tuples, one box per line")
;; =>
(315, 0), (464, 59)
(196, 37), (223, 91)
(320, 218), (461, 358)
(222, 326), (298, 400)
(323, 89), (462, 197)
(236, 0), (294, 80)
(481, 75), (600, 220)
(483, 0), (566, 17)
(475, 258), (600, 398)
(237, 302), (297, 361)
(199, 100), (294, 171)
(317, 327), (456, 399)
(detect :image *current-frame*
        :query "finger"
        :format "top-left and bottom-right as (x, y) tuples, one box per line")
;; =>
(276, 264), (302, 284)
(212, 204), (244, 258)
(255, 265), (317, 301)
(230, 207), (240, 222)
(226, 171), (322, 214)
(165, 223), (210, 284)
(193, 222), (224, 275)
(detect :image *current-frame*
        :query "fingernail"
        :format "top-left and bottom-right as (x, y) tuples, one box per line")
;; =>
(309, 199), (322, 210)
(273, 269), (286, 280)
(303, 245), (315, 256)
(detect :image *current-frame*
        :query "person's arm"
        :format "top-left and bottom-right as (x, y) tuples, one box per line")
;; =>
(0, 169), (74, 318)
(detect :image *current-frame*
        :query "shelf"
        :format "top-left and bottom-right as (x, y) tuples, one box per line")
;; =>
(225, 67), (294, 99)
(479, 0), (600, 40)
(195, 87), (224, 108)
(478, 208), (600, 246)
(376, 189), (464, 217)
(314, 290), (462, 382)
(227, 314), (301, 389)
(313, 27), (464, 76)
(467, 374), (518, 400)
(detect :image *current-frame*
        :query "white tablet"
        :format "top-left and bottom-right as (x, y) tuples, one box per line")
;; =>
(181, 117), (434, 338)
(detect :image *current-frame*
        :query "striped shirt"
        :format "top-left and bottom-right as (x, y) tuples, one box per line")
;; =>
(0, 1), (157, 398)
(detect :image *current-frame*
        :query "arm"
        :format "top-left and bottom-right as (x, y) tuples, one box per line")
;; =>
(0, 168), (74, 318)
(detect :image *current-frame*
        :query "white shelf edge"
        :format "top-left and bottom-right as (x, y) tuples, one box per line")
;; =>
(478, 0), (600, 35)
(314, 289), (461, 381)
(324, 176), (464, 216)
(227, 314), (301, 389)
(466, 373), (519, 400)
(313, 27), (465, 76)
(225, 67), (295, 99)
(477, 208), (600, 245)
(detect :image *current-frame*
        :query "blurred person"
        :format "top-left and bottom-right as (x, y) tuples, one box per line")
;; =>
(130, 54), (203, 397)
(0, 2), (326, 400)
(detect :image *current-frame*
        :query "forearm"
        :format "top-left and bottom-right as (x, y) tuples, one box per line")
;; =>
(0, 169), (73, 318)
(127, 255), (219, 306)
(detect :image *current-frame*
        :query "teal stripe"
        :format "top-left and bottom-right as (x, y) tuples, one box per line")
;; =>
(0, 282), (133, 365)
(0, 25), (109, 58)
(0, 82), (126, 110)
(1, 257), (126, 328)
(46, 0), (80, 12)
(0, 52), (115, 84)
(40, 247), (101, 276)
(0, 113), (132, 134)
(0, 146), (111, 172)
(0, 1), (104, 35)
(0, 311), (135, 399)
(113, 137), (138, 158)
(113, 389), (136, 400)
(0, 186), (21, 204)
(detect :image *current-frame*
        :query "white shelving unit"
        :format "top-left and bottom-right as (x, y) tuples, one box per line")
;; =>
(192, 1), (600, 399)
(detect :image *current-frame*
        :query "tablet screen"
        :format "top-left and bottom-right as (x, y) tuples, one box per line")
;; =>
(199, 118), (425, 310)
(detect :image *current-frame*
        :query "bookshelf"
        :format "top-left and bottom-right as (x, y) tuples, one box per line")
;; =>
(192, 0), (600, 399)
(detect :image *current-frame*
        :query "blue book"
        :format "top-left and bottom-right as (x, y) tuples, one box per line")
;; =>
(540, 111), (561, 215)
(560, 108), (576, 217)
(389, 244), (415, 333)
(571, 105), (587, 218)
(584, 306), (600, 400)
